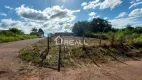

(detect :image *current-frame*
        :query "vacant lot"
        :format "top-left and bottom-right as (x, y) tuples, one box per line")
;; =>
(16, 37), (142, 80)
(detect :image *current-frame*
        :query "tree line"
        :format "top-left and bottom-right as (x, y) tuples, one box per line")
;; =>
(72, 18), (113, 36)
(30, 28), (44, 36)
(72, 18), (142, 37)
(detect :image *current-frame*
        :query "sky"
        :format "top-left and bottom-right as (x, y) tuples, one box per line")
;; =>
(0, 0), (142, 34)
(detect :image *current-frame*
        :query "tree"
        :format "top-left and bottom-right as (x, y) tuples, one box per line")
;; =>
(30, 32), (39, 35)
(126, 25), (134, 30)
(38, 28), (44, 37)
(72, 18), (112, 36)
(31, 28), (37, 32)
(30, 28), (38, 36)
(90, 18), (112, 33)
(9, 27), (23, 34)
(133, 27), (142, 33)
(38, 28), (44, 34)
(72, 21), (90, 36)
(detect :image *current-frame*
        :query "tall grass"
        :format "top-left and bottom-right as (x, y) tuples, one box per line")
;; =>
(0, 35), (37, 42)
(0, 29), (37, 42)
(90, 28), (142, 46)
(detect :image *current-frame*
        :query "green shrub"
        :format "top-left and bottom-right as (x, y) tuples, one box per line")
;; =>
(134, 35), (142, 44)
(9, 27), (23, 34)
(85, 32), (108, 40)
(30, 32), (39, 36)
(0, 28), (38, 43)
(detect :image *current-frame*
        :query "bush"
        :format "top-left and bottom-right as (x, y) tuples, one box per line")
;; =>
(30, 32), (39, 36)
(0, 28), (38, 43)
(134, 35), (142, 44)
(9, 28), (23, 34)
(0, 31), (16, 36)
(85, 32), (108, 39)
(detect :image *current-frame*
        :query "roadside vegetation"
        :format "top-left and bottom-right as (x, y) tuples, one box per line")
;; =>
(0, 27), (38, 43)
(19, 18), (142, 68)
(72, 18), (142, 46)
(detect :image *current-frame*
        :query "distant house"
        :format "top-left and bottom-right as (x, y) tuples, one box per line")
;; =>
(38, 32), (44, 38)
(52, 32), (74, 37)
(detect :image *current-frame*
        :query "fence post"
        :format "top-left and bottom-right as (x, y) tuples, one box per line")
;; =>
(47, 34), (50, 50)
(83, 34), (85, 50)
(99, 33), (102, 46)
(40, 34), (50, 66)
(120, 36), (124, 47)
(63, 35), (65, 52)
(58, 36), (61, 72)
(111, 34), (115, 46)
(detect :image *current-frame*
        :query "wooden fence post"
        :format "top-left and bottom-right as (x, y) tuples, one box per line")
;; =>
(120, 36), (124, 47)
(58, 36), (61, 72)
(40, 34), (50, 66)
(99, 34), (102, 46)
(111, 34), (115, 46)
(63, 35), (65, 52)
(83, 34), (85, 50)
(47, 34), (50, 50)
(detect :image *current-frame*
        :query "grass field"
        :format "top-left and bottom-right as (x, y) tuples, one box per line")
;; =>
(19, 36), (142, 68)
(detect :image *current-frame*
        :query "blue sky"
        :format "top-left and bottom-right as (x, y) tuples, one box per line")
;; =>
(0, 0), (142, 34)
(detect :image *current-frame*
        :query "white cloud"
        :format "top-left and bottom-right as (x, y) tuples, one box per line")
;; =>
(100, 0), (122, 9)
(0, 19), (47, 34)
(81, 2), (87, 6)
(88, 12), (98, 21)
(88, 15), (99, 21)
(104, 17), (108, 20)
(130, 0), (141, 4)
(0, 19), (23, 29)
(109, 17), (142, 28)
(130, 0), (135, 4)
(110, 7), (142, 28)
(5, 6), (13, 10)
(88, 16), (95, 21)
(0, 13), (7, 17)
(115, 12), (127, 18)
(16, 5), (80, 21)
(82, 0), (100, 10)
(16, 5), (49, 21)
(129, 1), (142, 9)
(82, 0), (122, 10)
(0, 5), (80, 34)
(129, 8), (142, 17)
(89, 12), (96, 16)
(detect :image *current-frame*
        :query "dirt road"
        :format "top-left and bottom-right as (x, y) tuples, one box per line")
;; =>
(0, 38), (43, 80)
(0, 38), (142, 80)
